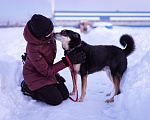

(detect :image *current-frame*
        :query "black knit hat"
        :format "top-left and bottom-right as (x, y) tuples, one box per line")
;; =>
(30, 14), (54, 38)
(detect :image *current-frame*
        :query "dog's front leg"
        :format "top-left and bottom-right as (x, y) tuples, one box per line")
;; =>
(70, 71), (77, 95)
(70, 64), (81, 95)
(79, 74), (88, 102)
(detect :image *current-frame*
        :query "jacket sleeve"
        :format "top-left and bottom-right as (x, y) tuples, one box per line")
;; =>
(28, 48), (67, 77)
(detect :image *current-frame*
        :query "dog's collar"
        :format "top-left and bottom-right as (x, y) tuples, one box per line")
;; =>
(66, 43), (82, 54)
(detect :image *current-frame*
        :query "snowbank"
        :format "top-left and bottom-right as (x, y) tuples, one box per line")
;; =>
(106, 50), (150, 120)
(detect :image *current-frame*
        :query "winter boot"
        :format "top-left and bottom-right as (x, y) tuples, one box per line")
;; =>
(21, 80), (32, 96)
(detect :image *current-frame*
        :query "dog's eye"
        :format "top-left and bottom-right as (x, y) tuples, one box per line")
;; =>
(61, 30), (67, 36)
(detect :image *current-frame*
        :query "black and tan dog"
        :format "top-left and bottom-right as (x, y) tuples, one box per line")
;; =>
(54, 29), (135, 102)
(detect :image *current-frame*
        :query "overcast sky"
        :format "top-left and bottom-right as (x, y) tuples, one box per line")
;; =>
(0, 0), (150, 23)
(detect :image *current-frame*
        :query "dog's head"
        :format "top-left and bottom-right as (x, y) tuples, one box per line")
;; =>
(54, 29), (81, 51)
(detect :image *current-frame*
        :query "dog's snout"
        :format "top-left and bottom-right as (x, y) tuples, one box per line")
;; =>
(53, 33), (59, 38)
(53, 33), (59, 36)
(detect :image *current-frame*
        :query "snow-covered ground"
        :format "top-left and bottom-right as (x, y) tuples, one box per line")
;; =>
(0, 25), (150, 120)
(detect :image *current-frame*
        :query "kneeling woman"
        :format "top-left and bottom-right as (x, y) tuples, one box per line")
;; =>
(21, 14), (85, 105)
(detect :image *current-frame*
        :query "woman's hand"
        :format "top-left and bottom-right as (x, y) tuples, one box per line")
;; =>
(62, 51), (86, 66)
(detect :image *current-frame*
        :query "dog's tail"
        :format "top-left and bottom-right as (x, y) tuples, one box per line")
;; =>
(120, 34), (135, 57)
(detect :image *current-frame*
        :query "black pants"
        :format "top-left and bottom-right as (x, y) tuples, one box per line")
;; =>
(31, 78), (69, 106)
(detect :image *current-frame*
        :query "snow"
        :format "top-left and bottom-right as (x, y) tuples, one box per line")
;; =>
(0, 25), (150, 120)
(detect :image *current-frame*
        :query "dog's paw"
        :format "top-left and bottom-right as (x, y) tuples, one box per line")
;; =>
(78, 98), (84, 102)
(69, 91), (75, 95)
(105, 98), (114, 103)
(78, 96), (85, 102)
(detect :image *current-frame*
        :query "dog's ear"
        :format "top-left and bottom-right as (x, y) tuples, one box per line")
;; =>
(73, 33), (80, 39)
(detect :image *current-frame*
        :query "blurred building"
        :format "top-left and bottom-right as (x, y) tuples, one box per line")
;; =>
(53, 11), (150, 27)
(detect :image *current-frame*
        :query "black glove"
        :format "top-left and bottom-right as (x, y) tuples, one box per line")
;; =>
(62, 51), (86, 67)
(21, 53), (27, 61)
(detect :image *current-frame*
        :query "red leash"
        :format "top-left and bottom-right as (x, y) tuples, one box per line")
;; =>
(65, 55), (78, 102)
